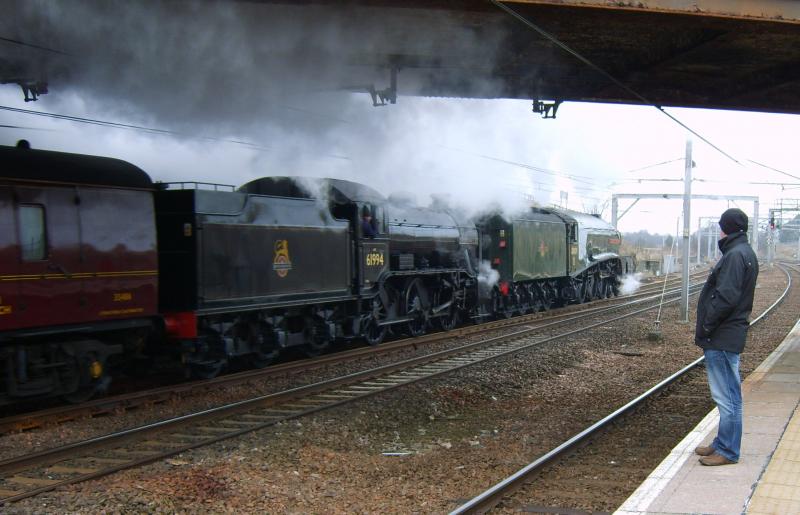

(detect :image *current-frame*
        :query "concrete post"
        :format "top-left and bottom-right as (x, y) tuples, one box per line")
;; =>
(697, 217), (702, 265)
(681, 140), (692, 323)
(753, 200), (759, 252)
(707, 223), (714, 261)
(611, 195), (618, 229)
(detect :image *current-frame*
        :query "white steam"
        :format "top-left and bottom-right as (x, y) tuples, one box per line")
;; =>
(7, 1), (508, 135)
(478, 260), (500, 289)
(3, 1), (548, 218)
(619, 273), (643, 295)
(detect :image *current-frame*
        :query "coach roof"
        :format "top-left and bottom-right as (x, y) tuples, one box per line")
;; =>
(0, 144), (154, 189)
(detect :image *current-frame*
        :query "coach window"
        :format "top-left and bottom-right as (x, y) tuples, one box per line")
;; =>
(19, 204), (47, 261)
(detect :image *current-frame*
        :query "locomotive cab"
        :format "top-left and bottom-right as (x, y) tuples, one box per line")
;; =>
(356, 201), (390, 293)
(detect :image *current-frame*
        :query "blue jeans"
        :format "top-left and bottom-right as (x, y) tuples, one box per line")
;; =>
(704, 349), (742, 462)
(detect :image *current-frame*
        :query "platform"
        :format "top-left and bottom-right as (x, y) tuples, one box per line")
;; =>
(617, 319), (800, 515)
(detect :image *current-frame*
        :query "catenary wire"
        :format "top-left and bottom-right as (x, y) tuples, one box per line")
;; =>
(748, 159), (800, 183)
(0, 104), (268, 150)
(441, 144), (604, 186)
(0, 36), (70, 56)
(625, 157), (686, 174)
(0, 124), (53, 131)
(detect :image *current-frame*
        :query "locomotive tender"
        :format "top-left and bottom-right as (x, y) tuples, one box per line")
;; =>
(0, 144), (624, 403)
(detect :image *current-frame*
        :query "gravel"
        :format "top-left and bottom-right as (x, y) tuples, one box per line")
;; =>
(5, 266), (792, 514)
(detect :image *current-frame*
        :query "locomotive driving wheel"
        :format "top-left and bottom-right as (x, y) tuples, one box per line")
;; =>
(594, 272), (604, 299)
(581, 275), (595, 303)
(364, 296), (388, 346)
(433, 286), (459, 331)
(364, 317), (387, 346)
(600, 277), (613, 298)
(538, 284), (552, 311)
(438, 306), (459, 331)
(405, 279), (428, 337)
(520, 285), (535, 314)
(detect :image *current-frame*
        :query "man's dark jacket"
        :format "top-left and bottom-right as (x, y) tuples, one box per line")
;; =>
(695, 231), (759, 353)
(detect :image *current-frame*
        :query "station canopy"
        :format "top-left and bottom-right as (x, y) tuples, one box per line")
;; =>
(3, 0), (800, 114)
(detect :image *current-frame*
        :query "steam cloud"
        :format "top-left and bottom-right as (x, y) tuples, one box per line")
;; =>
(478, 260), (500, 288)
(2, 1), (550, 217)
(619, 273), (643, 295)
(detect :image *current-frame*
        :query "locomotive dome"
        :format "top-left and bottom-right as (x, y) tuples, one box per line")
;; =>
(0, 144), (153, 189)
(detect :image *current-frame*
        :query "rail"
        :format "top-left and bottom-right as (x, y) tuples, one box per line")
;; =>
(0, 279), (709, 503)
(450, 264), (792, 514)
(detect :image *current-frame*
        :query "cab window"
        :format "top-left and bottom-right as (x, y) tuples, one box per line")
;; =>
(373, 206), (385, 233)
(19, 204), (47, 261)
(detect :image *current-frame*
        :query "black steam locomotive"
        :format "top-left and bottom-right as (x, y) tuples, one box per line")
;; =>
(0, 144), (625, 402)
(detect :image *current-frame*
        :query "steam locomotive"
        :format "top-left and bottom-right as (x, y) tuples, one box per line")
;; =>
(0, 144), (626, 403)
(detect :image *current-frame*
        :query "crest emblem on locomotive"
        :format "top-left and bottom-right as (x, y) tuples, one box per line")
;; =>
(538, 241), (549, 257)
(272, 239), (292, 277)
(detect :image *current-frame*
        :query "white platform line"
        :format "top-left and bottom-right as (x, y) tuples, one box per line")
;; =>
(615, 408), (719, 514)
(616, 319), (800, 514)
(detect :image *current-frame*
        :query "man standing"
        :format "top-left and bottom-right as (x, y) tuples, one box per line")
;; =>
(694, 208), (759, 466)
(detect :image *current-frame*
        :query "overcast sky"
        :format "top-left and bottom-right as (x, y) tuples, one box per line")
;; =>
(3, 1), (799, 236)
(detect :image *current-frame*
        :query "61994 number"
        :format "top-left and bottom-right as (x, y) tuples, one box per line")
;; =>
(365, 252), (385, 267)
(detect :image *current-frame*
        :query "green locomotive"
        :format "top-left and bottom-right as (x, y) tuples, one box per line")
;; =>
(479, 208), (623, 316)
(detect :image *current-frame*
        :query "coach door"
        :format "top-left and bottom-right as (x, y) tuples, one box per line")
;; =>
(77, 187), (158, 322)
(0, 186), (18, 330)
(13, 186), (83, 329)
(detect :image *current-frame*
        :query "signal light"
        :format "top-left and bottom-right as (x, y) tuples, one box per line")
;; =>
(499, 240), (506, 248)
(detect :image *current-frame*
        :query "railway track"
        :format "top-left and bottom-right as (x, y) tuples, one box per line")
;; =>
(0, 269), (708, 435)
(450, 264), (792, 514)
(0, 272), (710, 503)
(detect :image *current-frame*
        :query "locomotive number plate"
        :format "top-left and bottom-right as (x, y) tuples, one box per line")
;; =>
(366, 252), (385, 267)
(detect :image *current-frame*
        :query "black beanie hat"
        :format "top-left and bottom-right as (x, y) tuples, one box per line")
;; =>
(719, 208), (748, 235)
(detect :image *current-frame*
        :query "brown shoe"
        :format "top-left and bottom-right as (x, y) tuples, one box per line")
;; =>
(695, 445), (715, 456)
(699, 453), (736, 466)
